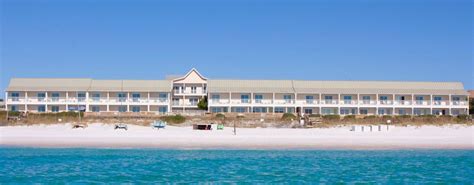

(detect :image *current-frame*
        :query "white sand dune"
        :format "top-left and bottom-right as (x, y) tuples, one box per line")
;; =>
(1, 123), (473, 149)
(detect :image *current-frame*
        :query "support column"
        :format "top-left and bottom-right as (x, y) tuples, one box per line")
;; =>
(85, 92), (90, 112)
(65, 92), (69, 111)
(45, 92), (49, 112)
(375, 94), (379, 115)
(411, 94), (415, 115)
(250, 92), (253, 113)
(147, 92), (150, 112)
(229, 92), (232, 113)
(430, 94), (433, 115)
(338, 94), (341, 115)
(127, 92), (130, 112)
(107, 92), (110, 112)
(167, 92), (171, 113)
(357, 93), (360, 114)
(272, 92), (275, 114)
(448, 94), (452, 115)
(393, 94), (396, 115)
(25, 92), (28, 112)
(5, 92), (8, 112)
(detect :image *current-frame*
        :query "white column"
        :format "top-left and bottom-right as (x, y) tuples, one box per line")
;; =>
(85, 92), (90, 112)
(250, 92), (253, 113)
(393, 94), (396, 115)
(127, 92), (130, 112)
(430, 94), (433, 115)
(448, 94), (451, 115)
(272, 92), (275, 114)
(338, 94), (341, 115)
(5, 92), (8, 112)
(45, 92), (49, 112)
(229, 92), (232, 113)
(357, 93), (360, 115)
(411, 94), (415, 115)
(107, 92), (110, 112)
(65, 92), (69, 111)
(147, 92), (150, 112)
(24, 92), (28, 112)
(167, 92), (171, 113)
(375, 94), (379, 115)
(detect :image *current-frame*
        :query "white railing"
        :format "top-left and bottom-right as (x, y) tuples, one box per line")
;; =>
(341, 100), (358, 105)
(359, 100), (377, 105)
(378, 100), (393, 105)
(320, 100), (338, 105)
(209, 100), (229, 104)
(393, 100), (412, 105)
(414, 100), (431, 106)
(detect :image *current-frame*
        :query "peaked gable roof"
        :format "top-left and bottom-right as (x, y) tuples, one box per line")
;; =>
(173, 68), (207, 83)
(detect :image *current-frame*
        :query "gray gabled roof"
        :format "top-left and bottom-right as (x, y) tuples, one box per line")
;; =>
(293, 80), (468, 95)
(7, 78), (172, 92)
(6, 78), (93, 91)
(208, 80), (468, 95)
(208, 80), (295, 93)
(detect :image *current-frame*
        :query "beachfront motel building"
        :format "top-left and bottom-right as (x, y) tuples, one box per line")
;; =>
(4, 68), (470, 116)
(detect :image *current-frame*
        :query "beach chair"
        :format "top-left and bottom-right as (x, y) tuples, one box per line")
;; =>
(217, 124), (224, 130)
(115, 123), (128, 130)
(152, 120), (167, 129)
(72, 123), (87, 129)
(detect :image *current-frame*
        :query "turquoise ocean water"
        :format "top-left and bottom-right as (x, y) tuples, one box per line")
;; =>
(1, 148), (473, 184)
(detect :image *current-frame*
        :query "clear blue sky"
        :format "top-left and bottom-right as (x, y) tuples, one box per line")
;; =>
(1, 0), (472, 98)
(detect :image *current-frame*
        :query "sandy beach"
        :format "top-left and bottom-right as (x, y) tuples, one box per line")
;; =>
(1, 123), (473, 149)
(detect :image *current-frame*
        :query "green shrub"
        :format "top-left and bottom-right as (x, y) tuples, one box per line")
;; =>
(308, 114), (321, 117)
(364, 115), (377, 119)
(216, 113), (225, 118)
(456, 114), (469, 120)
(343, 115), (356, 120)
(416, 114), (436, 118)
(281, 113), (296, 120)
(382, 115), (393, 120)
(322, 115), (340, 120)
(161, 115), (186, 124)
(395, 115), (412, 119)
(236, 115), (245, 119)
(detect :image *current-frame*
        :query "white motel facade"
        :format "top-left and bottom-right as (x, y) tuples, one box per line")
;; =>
(4, 69), (470, 116)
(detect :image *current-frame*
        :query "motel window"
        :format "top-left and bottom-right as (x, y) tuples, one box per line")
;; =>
(211, 107), (222, 113)
(253, 107), (267, 113)
(362, 96), (371, 104)
(11, 92), (19, 101)
(191, 86), (197, 94)
(379, 96), (388, 105)
(132, 106), (140, 112)
(359, 109), (368, 115)
(233, 107), (246, 113)
(255, 95), (263, 103)
(118, 93), (127, 102)
(287, 107), (295, 113)
(159, 106), (168, 113)
(38, 93), (46, 101)
(398, 109), (406, 115)
(51, 106), (59, 112)
(92, 93), (100, 101)
(172, 98), (180, 105)
(132, 93), (140, 102)
(324, 96), (333, 104)
(283, 95), (292, 103)
(322, 108), (334, 115)
(92, 106), (100, 112)
(118, 106), (127, 112)
(306, 96), (314, 104)
(415, 96), (424, 105)
(11, 105), (18, 112)
(241, 95), (249, 103)
(203, 86), (207, 93)
(78, 93), (86, 102)
(51, 93), (60, 102)
(275, 107), (285, 113)
(38, 105), (46, 112)
(211, 95), (220, 102)
(378, 109), (386, 115)
(434, 96), (442, 105)
(304, 108), (313, 115)
(189, 98), (199, 105)
(173, 86), (180, 93)
(159, 93), (167, 100)
(344, 96), (352, 104)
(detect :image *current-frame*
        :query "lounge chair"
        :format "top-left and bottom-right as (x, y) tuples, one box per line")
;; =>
(151, 120), (167, 129)
(115, 123), (128, 130)
(217, 124), (224, 130)
(72, 123), (87, 129)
